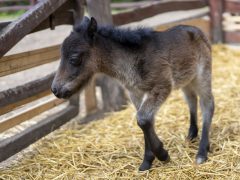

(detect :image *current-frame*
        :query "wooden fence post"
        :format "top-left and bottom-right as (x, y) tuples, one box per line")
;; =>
(86, 0), (128, 112)
(209, 0), (224, 43)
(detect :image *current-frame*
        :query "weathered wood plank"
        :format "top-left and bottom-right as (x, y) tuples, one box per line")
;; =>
(224, 0), (240, 13)
(111, 1), (158, 10)
(0, 1), (75, 33)
(0, 73), (55, 110)
(0, 105), (78, 162)
(224, 24), (240, 31)
(0, 0), (68, 58)
(224, 14), (240, 23)
(84, 80), (98, 114)
(0, 90), (51, 116)
(223, 14), (240, 31)
(224, 31), (240, 43)
(209, 0), (223, 43)
(0, 21), (11, 32)
(0, 97), (65, 133)
(112, 0), (207, 26)
(31, 0), (76, 32)
(0, 45), (60, 77)
(0, 21), (11, 31)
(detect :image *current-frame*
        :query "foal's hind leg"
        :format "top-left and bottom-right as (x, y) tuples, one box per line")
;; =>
(196, 90), (214, 164)
(182, 85), (198, 141)
(195, 75), (215, 164)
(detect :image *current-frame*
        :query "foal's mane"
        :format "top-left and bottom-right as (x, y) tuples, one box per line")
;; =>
(97, 26), (154, 47)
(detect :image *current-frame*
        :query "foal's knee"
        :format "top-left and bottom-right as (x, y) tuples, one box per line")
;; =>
(136, 112), (153, 129)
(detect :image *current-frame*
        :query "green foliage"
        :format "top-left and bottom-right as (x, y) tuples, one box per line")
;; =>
(1, 0), (29, 6)
(0, 0), (30, 20)
(0, 10), (26, 20)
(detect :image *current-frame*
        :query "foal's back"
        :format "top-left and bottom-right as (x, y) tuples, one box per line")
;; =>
(149, 25), (211, 90)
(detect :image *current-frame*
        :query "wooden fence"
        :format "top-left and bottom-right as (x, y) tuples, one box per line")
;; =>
(0, 0), (239, 163)
(210, 0), (240, 43)
(0, 0), (84, 162)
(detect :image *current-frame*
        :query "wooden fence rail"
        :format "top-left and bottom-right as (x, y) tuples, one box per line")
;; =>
(0, 73), (55, 115)
(0, 0), (69, 57)
(0, 45), (60, 76)
(0, 97), (65, 133)
(112, 0), (207, 25)
(111, 1), (159, 10)
(0, 104), (79, 162)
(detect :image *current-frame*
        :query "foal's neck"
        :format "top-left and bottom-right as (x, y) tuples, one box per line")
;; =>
(95, 36), (139, 88)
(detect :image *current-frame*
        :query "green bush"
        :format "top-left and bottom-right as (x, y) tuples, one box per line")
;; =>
(0, 10), (26, 20)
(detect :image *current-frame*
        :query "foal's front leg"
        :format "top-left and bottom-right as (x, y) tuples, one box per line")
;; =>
(129, 91), (155, 171)
(136, 88), (171, 170)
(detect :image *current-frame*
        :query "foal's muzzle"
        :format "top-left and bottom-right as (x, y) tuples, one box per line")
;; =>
(51, 86), (72, 99)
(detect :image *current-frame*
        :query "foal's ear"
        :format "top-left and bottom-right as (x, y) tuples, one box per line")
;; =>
(87, 17), (97, 38)
(74, 16), (90, 32)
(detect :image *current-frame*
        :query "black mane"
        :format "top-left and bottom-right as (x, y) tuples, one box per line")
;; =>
(73, 16), (154, 48)
(97, 26), (154, 47)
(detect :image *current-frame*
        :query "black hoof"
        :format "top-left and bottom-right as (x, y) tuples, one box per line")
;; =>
(195, 155), (207, 164)
(156, 150), (170, 162)
(162, 154), (170, 164)
(139, 161), (152, 171)
(186, 129), (198, 142)
(196, 143), (210, 164)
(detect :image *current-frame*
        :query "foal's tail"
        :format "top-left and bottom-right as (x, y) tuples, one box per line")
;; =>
(186, 26), (211, 51)
(194, 29), (211, 51)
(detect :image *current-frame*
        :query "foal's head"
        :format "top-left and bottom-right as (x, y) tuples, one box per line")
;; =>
(51, 16), (98, 99)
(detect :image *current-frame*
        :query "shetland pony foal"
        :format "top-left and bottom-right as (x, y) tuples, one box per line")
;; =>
(51, 17), (214, 171)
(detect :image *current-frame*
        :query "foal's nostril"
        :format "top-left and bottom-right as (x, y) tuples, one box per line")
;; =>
(62, 90), (71, 98)
(51, 87), (57, 95)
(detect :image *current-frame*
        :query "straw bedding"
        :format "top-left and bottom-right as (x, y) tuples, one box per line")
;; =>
(0, 45), (240, 179)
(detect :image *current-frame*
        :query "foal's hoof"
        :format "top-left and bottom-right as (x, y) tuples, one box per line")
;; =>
(186, 136), (197, 143)
(195, 155), (207, 164)
(139, 161), (152, 171)
(156, 150), (170, 163)
(186, 127), (198, 142)
(186, 133), (198, 142)
(162, 154), (171, 164)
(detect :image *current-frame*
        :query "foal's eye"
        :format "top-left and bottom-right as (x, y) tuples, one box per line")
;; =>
(69, 58), (81, 66)
(69, 57), (81, 66)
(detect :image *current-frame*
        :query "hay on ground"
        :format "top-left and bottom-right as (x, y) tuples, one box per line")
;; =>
(0, 45), (240, 179)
